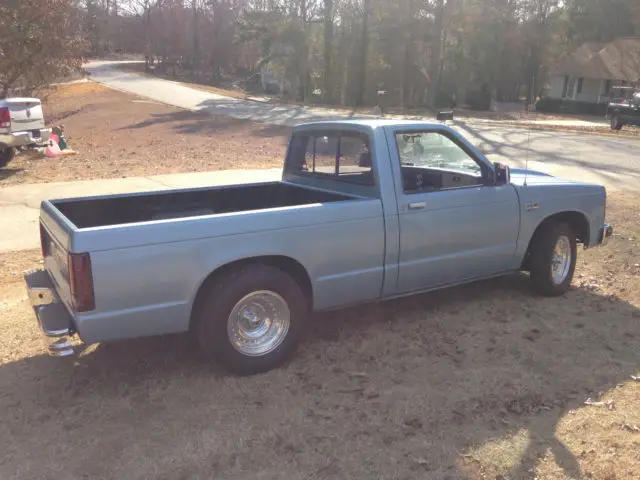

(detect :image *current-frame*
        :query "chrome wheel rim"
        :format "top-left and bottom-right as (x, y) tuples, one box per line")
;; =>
(551, 235), (572, 285)
(227, 291), (290, 356)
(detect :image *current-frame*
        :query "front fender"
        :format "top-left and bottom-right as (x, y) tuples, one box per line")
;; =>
(515, 185), (606, 261)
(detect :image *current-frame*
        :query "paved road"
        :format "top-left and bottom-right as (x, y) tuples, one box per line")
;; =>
(87, 61), (640, 191)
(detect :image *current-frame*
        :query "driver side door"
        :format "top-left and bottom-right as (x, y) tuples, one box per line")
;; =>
(387, 128), (521, 293)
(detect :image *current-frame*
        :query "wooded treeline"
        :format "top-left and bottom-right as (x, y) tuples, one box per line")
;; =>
(2, 0), (639, 106)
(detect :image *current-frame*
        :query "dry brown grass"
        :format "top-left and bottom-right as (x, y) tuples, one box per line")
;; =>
(0, 82), (290, 186)
(1, 193), (638, 480)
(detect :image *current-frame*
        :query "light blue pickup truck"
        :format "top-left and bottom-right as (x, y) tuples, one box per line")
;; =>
(25, 120), (613, 375)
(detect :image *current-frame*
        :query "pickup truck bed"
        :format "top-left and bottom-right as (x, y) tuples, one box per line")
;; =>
(54, 182), (355, 228)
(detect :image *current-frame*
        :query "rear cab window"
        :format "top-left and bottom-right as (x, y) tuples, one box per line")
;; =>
(285, 131), (374, 188)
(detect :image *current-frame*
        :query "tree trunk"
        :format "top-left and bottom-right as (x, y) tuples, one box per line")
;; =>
(400, 0), (412, 108)
(192, 0), (200, 76)
(105, 0), (111, 53)
(427, 0), (445, 108)
(300, 0), (308, 102)
(323, 0), (333, 103)
(402, 31), (412, 108)
(356, 0), (370, 107)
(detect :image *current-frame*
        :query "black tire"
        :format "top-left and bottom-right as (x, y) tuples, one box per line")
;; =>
(0, 146), (15, 168)
(529, 221), (577, 297)
(610, 114), (623, 131)
(193, 264), (308, 375)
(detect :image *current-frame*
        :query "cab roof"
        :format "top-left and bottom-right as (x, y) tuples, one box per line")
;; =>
(292, 118), (450, 131)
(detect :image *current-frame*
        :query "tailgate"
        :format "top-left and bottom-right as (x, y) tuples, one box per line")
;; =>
(6, 98), (46, 133)
(39, 203), (75, 311)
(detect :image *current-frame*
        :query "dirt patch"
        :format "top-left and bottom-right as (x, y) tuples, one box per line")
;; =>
(0, 249), (42, 286)
(0, 193), (638, 479)
(0, 82), (290, 186)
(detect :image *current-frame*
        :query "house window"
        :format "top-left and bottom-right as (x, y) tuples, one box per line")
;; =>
(604, 80), (612, 95)
(577, 78), (584, 94)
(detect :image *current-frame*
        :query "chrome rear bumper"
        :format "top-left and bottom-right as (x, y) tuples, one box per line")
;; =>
(0, 128), (51, 147)
(599, 224), (613, 246)
(24, 269), (75, 356)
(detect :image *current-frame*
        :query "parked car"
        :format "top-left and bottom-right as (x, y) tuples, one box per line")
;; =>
(0, 97), (51, 167)
(24, 120), (613, 375)
(606, 89), (640, 131)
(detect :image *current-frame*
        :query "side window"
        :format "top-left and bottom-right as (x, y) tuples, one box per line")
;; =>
(287, 131), (373, 185)
(395, 131), (485, 194)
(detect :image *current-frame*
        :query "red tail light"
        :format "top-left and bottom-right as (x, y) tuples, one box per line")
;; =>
(0, 107), (10, 128)
(68, 253), (95, 312)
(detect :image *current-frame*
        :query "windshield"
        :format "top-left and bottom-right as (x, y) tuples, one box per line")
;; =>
(396, 132), (482, 175)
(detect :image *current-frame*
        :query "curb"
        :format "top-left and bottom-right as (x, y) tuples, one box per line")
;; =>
(457, 119), (639, 138)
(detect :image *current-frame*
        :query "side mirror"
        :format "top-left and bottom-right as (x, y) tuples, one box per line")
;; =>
(494, 162), (510, 186)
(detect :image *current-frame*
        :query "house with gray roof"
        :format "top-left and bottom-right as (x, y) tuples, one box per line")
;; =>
(547, 37), (640, 104)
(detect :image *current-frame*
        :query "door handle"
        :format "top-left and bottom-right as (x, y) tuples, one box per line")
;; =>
(408, 202), (426, 210)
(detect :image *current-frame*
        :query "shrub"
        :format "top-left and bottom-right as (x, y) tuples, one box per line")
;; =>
(467, 88), (492, 111)
(535, 97), (607, 116)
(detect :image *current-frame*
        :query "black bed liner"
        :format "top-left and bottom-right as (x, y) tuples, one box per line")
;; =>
(53, 182), (354, 229)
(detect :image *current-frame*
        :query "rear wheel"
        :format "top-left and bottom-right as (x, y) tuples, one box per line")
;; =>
(529, 221), (577, 297)
(0, 146), (15, 168)
(611, 114), (623, 131)
(193, 264), (307, 375)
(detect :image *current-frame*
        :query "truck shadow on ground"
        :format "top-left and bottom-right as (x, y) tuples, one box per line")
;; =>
(1, 274), (638, 479)
(0, 167), (24, 180)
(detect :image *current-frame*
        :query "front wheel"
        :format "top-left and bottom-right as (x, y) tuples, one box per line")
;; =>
(529, 221), (577, 297)
(610, 114), (623, 131)
(193, 264), (308, 375)
(0, 146), (15, 168)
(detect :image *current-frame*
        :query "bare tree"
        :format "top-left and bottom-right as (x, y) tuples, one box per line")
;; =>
(0, 0), (87, 98)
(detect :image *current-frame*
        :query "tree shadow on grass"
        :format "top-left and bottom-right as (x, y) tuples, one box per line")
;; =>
(119, 109), (291, 141)
(1, 274), (638, 479)
(47, 107), (84, 124)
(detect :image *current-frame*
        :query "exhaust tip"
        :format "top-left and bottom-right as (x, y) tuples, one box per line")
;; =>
(48, 337), (74, 357)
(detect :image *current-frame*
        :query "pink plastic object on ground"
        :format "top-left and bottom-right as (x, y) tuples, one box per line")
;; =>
(44, 141), (62, 157)
(49, 133), (59, 144)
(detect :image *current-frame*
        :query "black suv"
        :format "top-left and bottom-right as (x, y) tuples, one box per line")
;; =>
(606, 86), (640, 131)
